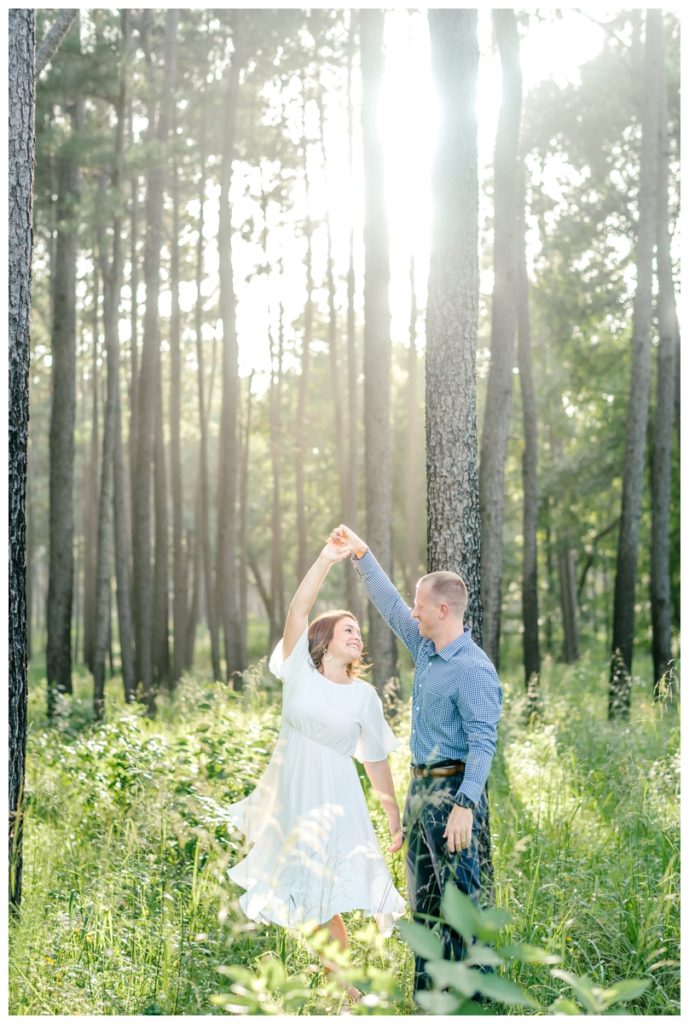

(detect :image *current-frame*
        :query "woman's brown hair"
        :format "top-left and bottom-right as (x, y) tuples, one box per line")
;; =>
(308, 610), (370, 679)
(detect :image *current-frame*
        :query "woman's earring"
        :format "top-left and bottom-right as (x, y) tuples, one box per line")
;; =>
(324, 651), (333, 662)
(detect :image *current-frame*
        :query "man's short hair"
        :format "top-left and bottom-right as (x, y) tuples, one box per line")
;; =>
(418, 570), (468, 617)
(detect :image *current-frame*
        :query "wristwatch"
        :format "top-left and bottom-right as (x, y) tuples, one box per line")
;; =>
(454, 793), (476, 811)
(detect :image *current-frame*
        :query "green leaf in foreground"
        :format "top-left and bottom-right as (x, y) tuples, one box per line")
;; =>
(472, 970), (541, 1010)
(601, 978), (652, 1007)
(439, 883), (480, 943)
(415, 989), (461, 1014)
(397, 919), (444, 961)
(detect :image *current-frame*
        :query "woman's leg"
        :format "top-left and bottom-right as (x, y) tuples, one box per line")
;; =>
(322, 914), (361, 1002)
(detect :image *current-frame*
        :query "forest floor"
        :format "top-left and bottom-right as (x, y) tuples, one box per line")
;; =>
(9, 649), (679, 1015)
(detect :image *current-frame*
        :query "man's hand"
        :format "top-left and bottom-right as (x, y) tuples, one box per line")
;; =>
(330, 524), (368, 559)
(320, 538), (351, 564)
(443, 804), (473, 854)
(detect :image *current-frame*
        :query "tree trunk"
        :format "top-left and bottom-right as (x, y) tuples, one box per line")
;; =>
(170, 115), (185, 686)
(404, 256), (422, 597)
(35, 9), (78, 76)
(9, 6), (35, 912)
(316, 90), (347, 518)
(133, 10), (175, 712)
(650, 19), (678, 699)
(478, 10), (522, 669)
(558, 545), (580, 663)
(426, 9), (482, 636)
(83, 261), (99, 671)
(344, 14), (363, 622)
(47, 79), (81, 713)
(516, 172), (540, 695)
(295, 88), (313, 585)
(427, 7), (493, 907)
(215, 16), (244, 686)
(194, 94), (222, 681)
(609, 10), (662, 718)
(360, 9), (398, 695)
(239, 374), (254, 655)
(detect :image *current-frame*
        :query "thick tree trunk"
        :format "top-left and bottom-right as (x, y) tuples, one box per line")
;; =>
(361, 9), (398, 695)
(516, 174), (540, 695)
(650, 21), (678, 699)
(609, 11), (662, 718)
(478, 10), (522, 669)
(47, 87), (81, 712)
(9, 6), (35, 912)
(216, 19), (244, 685)
(427, 8), (493, 907)
(426, 10), (482, 636)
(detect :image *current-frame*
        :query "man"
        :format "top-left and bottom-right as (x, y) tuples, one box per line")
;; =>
(330, 524), (502, 996)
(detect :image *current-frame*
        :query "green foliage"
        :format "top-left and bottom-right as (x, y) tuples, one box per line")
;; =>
(11, 654), (678, 1015)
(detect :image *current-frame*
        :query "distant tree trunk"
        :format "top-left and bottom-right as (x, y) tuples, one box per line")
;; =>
(426, 9), (482, 635)
(46, 78), (81, 714)
(128, 132), (139, 540)
(404, 256), (422, 597)
(268, 308), (286, 651)
(516, 173), (540, 696)
(193, 92), (221, 681)
(344, 15), (363, 622)
(360, 9), (398, 695)
(170, 117), (185, 685)
(152, 304), (170, 692)
(316, 90), (347, 518)
(94, 14), (134, 715)
(35, 8), (78, 76)
(427, 7), (493, 908)
(249, 553), (278, 640)
(9, 5), (35, 912)
(25, 475), (34, 663)
(558, 546), (580, 663)
(83, 262), (99, 671)
(295, 90), (313, 584)
(650, 21), (678, 699)
(609, 11), (662, 719)
(478, 10), (522, 669)
(239, 374), (254, 652)
(216, 17), (244, 686)
(133, 9), (175, 712)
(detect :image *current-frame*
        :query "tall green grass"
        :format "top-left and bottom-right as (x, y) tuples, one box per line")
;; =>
(10, 651), (678, 1014)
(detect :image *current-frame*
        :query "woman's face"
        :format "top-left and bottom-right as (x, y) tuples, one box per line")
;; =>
(327, 616), (363, 662)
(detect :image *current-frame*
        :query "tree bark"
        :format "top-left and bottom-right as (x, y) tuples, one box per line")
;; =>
(516, 172), (540, 694)
(47, 73), (81, 712)
(426, 9), (482, 637)
(478, 10), (522, 670)
(361, 9), (398, 695)
(609, 10), (662, 718)
(427, 8), (493, 907)
(404, 256), (422, 597)
(650, 19), (678, 698)
(9, 5), (35, 912)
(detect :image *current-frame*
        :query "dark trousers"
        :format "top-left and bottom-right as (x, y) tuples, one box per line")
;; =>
(403, 773), (489, 994)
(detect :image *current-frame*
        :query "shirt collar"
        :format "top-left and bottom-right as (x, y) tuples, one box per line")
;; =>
(434, 628), (472, 661)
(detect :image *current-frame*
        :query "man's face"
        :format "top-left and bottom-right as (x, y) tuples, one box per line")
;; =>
(411, 581), (441, 638)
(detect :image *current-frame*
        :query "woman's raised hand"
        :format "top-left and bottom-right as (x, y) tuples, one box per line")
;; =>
(320, 537), (350, 563)
(330, 524), (367, 559)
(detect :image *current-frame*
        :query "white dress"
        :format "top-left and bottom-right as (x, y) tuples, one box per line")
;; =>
(227, 627), (406, 936)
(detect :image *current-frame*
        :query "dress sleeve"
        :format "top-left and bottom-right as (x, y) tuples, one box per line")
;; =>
(268, 627), (311, 685)
(354, 688), (401, 762)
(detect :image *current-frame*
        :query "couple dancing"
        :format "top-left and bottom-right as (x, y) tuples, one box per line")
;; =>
(227, 524), (503, 1002)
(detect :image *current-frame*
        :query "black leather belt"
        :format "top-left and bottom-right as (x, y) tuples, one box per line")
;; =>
(411, 760), (465, 779)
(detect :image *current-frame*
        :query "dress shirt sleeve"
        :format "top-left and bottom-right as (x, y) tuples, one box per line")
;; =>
(453, 660), (503, 806)
(352, 550), (423, 660)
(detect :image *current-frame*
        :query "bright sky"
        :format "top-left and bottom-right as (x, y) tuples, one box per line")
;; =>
(156, 9), (607, 391)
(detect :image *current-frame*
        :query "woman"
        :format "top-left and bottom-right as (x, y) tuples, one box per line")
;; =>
(227, 538), (405, 997)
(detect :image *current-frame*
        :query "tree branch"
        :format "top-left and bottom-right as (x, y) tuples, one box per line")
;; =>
(35, 9), (78, 77)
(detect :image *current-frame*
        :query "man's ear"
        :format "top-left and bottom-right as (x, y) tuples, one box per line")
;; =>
(439, 603), (449, 619)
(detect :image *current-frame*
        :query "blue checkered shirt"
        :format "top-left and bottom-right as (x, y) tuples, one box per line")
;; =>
(353, 550), (502, 806)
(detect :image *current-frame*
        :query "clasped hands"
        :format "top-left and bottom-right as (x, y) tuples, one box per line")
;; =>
(326, 524), (366, 560)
